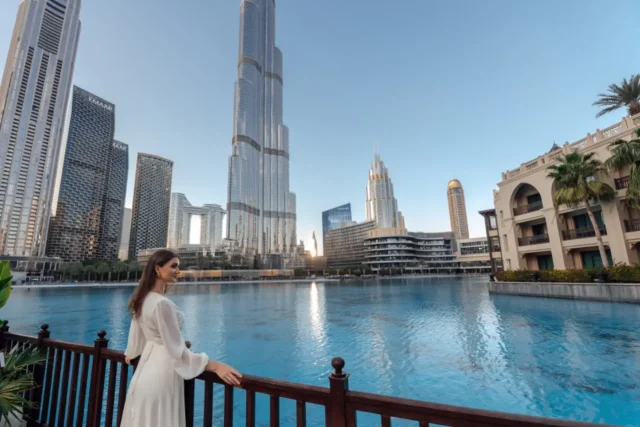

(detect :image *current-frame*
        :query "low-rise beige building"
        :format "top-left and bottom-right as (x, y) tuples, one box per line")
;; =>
(494, 114), (640, 271)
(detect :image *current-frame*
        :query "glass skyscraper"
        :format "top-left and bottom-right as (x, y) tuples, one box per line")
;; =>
(0, 0), (81, 256)
(47, 87), (128, 262)
(322, 203), (352, 248)
(128, 154), (173, 260)
(226, 0), (296, 257)
(366, 152), (404, 229)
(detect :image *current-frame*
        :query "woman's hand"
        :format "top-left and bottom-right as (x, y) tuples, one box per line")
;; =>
(125, 356), (131, 365)
(208, 361), (242, 386)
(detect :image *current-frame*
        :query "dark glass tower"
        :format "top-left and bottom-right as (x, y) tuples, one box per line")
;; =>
(47, 87), (127, 262)
(128, 153), (173, 260)
(322, 203), (352, 249)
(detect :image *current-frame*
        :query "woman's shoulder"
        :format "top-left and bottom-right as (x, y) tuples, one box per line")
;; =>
(144, 292), (178, 311)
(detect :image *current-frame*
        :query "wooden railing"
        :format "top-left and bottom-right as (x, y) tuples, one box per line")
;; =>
(0, 322), (616, 427)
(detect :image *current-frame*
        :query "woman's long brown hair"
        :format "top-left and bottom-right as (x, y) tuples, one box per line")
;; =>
(128, 249), (178, 318)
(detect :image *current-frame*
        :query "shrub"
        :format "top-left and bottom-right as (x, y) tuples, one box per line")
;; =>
(607, 264), (640, 283)
(495, 270), (531, 282)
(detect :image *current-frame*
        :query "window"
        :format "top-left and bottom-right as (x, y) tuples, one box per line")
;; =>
(581, 250), (613, 268)
(537, 255), (554, 270)
(490, 237), (501, 251)
(489, 215), (497, 230)
(532, 223), (546, 236)
(527, 193), (542, 205)
(573, 212), (604, 230)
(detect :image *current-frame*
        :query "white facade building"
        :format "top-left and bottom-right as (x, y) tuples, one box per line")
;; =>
(226, 0), (296, 257)
(0, 0), (81, 256)
(168, 193), (225, 251)
(365, 152), (404, 229)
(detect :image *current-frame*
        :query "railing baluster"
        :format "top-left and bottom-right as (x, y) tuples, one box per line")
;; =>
(270, 395), (280, 427)
(57, 350), (73, 427)
(381, 414), (391, 427)
(203, 380), (214, 427)
(66, 351), (81, 427)
(418, 422), (430, 427)
(184, 377), (195, 427)
(346, 408), (357, 427)
(48, 348), (64, 425)
(29, 324), (49, 424)
(104, 360), (118, 427)
(296, 401), (306, 427)
(75, 353), (90, 427)
(40, 344), (56, 423)
(116, 363), (129, 426)
(224, 385), (234, 427)
(245, 390), (255, 427)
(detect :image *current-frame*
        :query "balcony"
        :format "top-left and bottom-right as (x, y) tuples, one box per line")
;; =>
(562, 227), (607, 241)
(615, 176), (631, 190)
(518, 234), (549, 246)
(625, 219), (640, 232)
(513, 201), (543, 216)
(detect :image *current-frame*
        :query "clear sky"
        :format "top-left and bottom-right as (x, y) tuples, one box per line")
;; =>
(1, 0), (639, 255)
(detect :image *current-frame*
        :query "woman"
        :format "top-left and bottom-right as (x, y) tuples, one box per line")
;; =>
(121, 249), (241, 427)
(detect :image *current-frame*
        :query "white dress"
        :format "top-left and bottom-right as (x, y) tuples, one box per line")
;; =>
(121, 292), (209, 427)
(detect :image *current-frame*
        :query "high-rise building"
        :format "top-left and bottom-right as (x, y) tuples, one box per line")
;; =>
(366, 152), (404, 229)
(46, 87), (127, 262)
(119, 207), (131, 260)
(167, 193), (225, 250)
(322, 204), (352, 252)
(325, 220), (377, 269)
(0, 0), (81, 256)
(128, 154), (173, 260)
(447, 179), (470, 240)
(226, 0), (296, 257)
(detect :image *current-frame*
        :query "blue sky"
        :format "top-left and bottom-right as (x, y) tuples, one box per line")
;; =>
(1, 0), (639, 254)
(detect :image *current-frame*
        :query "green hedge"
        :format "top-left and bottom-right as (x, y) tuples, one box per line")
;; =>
(495, 265), (640, 283)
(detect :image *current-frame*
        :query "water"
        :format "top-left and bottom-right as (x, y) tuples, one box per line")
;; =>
(4, 277), (640, 426)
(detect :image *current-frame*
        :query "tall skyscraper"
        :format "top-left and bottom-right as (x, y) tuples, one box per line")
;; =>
(119, 207), (131, 260)
(128, 154), (173, 260)
(322, 203), (352, 251)
(47, 87), (127, 262)
(366, 152), (404, 229)
(226, 0), (296, 257)
(0, 0), (81, 256)
(167, 193), (225, 249)
(448, 179), (470, 240)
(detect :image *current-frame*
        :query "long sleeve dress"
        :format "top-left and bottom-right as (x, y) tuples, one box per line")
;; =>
(120, 292), (209, 427)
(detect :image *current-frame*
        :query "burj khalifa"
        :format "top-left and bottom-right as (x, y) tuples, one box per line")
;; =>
(227, 0), (296, 258)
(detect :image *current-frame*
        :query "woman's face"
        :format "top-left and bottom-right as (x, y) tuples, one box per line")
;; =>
(156, 257), (180, 283)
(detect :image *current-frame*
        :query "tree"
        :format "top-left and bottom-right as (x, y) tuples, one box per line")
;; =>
(547, 151), (615, 267)
(196, 253), (205, 270)
(83, 265), (96, 282)
(70, 263), (84, 281)
(112, 261), (127, 282)
(604, 129), (640, 206)
(593, 74), (640, 118)
(127, 260), (141, 282)
(96, 261), (110, 282)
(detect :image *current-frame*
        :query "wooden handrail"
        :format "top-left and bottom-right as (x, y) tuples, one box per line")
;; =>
(0, 323), (616, 427)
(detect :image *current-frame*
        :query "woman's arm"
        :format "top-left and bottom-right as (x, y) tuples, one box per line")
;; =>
(123, 316), (145, 364)
(156, 299), (241, 385)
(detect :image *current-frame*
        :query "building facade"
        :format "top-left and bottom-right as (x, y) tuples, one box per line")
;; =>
(128, 154), (173, 260)
(322, 203), (352, 252)
(364, 230), (459, 274)
(479, 209), (503, 274)
(47, 87), (127, 262)
(494, 114), (640, 271)
(167, 193), (225, 250)
(366, 153), (404, 229)
(325, 220), (377, 269)
(456, 237), (491, 274)
(0, 0), (81, 257)
(226, 0), (297, 257)
(119, 207), (131, 260)
(447, 179), (470, 240)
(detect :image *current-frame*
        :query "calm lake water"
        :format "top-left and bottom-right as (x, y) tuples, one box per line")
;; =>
(4, 277), (640, 426)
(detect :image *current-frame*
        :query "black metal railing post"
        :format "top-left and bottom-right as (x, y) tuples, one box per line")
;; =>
(87, 330), (109, 427)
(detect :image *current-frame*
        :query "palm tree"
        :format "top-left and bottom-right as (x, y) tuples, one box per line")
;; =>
(70, 263), (84, 281)
(604, 129), (640, 206)
(83, 265), (96, 282)
(547, 151), (615, 267)
(112, 261), (127, 282)
(593, 74), (640, 118)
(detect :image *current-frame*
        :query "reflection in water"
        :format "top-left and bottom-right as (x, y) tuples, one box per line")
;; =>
(4, 277), (640, 426)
